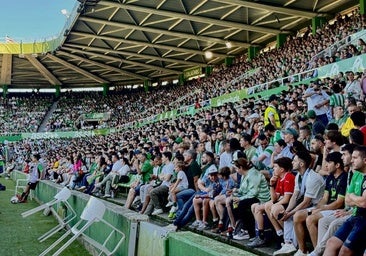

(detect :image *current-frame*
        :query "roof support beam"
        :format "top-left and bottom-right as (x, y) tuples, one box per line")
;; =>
(56, 51), (149, 80)
(211, 0), (321, 18)
(98, 0), (287, 35)
(64, 43), (207, 67)
(78, 16), (252, 48)
(25, 54), (62, 85)
(70, 31), (230, 58)
(0, 54), (12, 85)
(46, 54), (108, 84)
(61, 46), (182, 74)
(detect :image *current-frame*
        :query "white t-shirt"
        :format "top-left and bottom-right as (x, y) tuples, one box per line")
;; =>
(117, 164), (130, 176)
(112, 160), (123, 173)
(161, 162), (175, 187)
(176, 170), (189, 190)
(294, 169), (325, 206)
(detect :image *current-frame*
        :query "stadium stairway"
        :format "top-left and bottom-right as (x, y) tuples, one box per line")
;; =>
(38, 100), (59, 132)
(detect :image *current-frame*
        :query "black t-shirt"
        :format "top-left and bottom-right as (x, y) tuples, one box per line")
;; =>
(325, 171), (347, 205)
(185, 160), (202, 190)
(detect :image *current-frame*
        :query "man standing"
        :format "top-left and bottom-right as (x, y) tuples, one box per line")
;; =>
(303, 82), (330, 127)
(264, 94), (281, 129)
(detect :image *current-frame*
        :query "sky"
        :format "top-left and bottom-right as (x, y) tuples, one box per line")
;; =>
(0, 0), (77, 42)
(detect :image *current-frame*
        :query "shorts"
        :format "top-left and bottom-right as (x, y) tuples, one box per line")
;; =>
(134, 184), (141, 195)
(334, 216), (366, 253)
(28, 181), (38, 190)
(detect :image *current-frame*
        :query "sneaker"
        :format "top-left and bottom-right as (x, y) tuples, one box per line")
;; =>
(233, 229), (250, 240)
(103, 194), (111, 198)
(189, 220), (202, 229)
(168, 212), (176, 219)
(273, 243), (297, 256)
(77, 186), (87, 192)
(169, 205), (177, 213)
(307, 251), (317, 256)
(247, 236), (266, 247)
(197, 222), (208, 231)
(151, 208), (163, 216)
(293, 249), (307, 256)
(94, 192), (102, 197)
(220, 226), (234, 238)
(211, 223), (224, 233)
(165, 201), (174, 207)
(111, 191), (115, 199)
(165, 224), (177, 232)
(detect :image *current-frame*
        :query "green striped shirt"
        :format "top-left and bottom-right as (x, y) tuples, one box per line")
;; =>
(329, 93), (345, 108)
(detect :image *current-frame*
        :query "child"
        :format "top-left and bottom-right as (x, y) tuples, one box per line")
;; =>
(190, 167), (222, 231)
(166, 161), (189, 218)
(211, 166), (236, 233)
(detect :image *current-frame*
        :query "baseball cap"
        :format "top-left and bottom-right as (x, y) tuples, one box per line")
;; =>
(282, 128), (299, 139)
(307, 110), (316, 119)
(207, 165), (218, 175)
(133, 149), (142, 155)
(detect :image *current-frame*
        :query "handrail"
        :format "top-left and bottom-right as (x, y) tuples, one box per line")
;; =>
(0, 1), (80, 54)
(337, 29), (366, 53)
(311, 29), (366, 61)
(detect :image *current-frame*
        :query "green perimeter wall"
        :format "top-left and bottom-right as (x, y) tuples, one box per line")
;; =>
(12, 171), (257, 256)
(168, 232), (256, 256)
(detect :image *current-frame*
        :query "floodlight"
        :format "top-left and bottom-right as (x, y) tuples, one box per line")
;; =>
(205, 51), (213, 59)
(61, 9), (70, 18)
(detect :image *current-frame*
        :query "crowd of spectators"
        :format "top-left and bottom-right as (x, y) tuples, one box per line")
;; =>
(0, 93), (53, 134)
(1, 9), (366, 256)
(35, 9), (366, 133)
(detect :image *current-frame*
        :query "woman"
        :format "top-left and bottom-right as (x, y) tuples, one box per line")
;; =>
(224, 158), (270, 239)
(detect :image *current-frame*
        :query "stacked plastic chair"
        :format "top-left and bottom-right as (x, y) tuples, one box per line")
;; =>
(39, 196), (125, 256)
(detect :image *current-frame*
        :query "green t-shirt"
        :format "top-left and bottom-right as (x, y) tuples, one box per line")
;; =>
(238, 167), (271, 203)
(140, 160), (153, 184)
(347, 170), (365, 215)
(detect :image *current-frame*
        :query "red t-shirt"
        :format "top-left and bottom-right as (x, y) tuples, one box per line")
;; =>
(275, 172), (295, 196)
(359, 125), (366, 145)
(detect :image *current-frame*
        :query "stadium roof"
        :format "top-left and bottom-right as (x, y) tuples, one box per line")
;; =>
(0, 0), (358, 89)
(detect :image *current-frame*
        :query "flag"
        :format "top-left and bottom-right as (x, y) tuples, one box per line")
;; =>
(5, 36), (16, 43)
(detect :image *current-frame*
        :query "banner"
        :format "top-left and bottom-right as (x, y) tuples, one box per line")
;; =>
(183, 66), (202, 79)
(82, 112), (111, 121)
(210, 89), (248, 107)
(317, 54), (366, 78)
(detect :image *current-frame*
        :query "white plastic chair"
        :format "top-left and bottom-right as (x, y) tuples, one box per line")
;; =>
(15, 177), (34, 200)
(21, 187), (76, 242)
(39, 196), (126, 256)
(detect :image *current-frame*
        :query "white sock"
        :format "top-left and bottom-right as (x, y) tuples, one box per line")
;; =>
(276, 230), (284, 236)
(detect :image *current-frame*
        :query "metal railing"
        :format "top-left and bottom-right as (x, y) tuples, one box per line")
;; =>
(311, 29), (366, 61)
